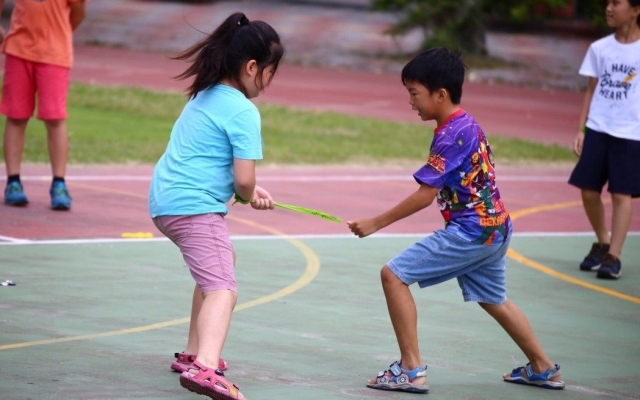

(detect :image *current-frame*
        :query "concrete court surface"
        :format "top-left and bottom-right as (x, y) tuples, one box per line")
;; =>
(0, 234), (639, 400)
(0, 164), (639, 400)
(1, 1), (639, 399)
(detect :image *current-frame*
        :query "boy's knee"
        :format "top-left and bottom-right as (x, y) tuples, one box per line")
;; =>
(611, 192), (631, 202)
(43, 119), (65, 128)
(5, 118), (29, 128)
(479, 298), (511, 312)
(581, 189), (601, 201)
(381, 265), (400, 286)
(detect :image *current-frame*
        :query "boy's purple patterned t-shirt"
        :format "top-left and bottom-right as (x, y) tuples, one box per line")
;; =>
(413, 110), (510, 245)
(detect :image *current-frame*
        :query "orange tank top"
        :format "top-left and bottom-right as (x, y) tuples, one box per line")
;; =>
(2, 0), (83, 68)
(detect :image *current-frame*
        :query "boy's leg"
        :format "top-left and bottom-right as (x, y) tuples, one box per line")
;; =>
(371, 265), (426, 386)
(568, 128), (612, 269)
(609, 193), (632, 258)
(36, 61), (70, 179)
(45, 119), (72, 210)
(479, 299), (559, 379)
(2, 55), (35, 178)
(597, 136), (640, 279)
(3, 118), (29, 176)
(595, 192), (631, 279)
(3, 118), (30, 205)
(581, 189), (610, 244)
(43, 119), (69, 178)
(37, 62), (71, 209)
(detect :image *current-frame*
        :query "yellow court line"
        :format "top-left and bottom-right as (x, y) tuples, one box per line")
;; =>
(507, 247), (640, 304)
(3, 183), (637, 351)
(0, 185), (320, 351)
(508, 199), (640, 304)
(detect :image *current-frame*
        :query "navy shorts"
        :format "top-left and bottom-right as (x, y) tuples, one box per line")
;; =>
(569, 128), (640, 198)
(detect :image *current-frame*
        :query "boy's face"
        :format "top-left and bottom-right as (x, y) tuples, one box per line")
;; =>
(404, 80), (441, 122)
(606, 0), (640, 29)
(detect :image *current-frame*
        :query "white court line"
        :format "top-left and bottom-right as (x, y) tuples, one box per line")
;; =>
(0, 175), (569, 182)
(0, 231), (638, 246)
(0, 235), (32, 244)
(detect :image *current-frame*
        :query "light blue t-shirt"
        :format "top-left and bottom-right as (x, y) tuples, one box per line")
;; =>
(149, 84), (262, 217)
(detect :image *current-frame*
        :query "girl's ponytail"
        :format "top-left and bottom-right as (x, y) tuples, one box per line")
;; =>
(173, 12), (284, 98)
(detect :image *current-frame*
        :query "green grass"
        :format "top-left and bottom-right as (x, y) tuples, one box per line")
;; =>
(3, 83), (574, 165)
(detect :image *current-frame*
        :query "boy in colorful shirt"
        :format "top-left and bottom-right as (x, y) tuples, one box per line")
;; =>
(347, 47), (563, 393)
(0, 0), (87, 210)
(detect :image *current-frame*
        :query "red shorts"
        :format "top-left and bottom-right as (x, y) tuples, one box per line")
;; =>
(0, 54), (70, 120)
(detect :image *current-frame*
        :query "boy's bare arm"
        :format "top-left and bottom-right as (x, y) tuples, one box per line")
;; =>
(348, 184), (438, 238)
(69, 1), (86, 31)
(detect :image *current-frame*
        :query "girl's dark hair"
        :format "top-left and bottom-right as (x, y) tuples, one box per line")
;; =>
(401, 47), (466, 105)
(174, 12), (284, 98)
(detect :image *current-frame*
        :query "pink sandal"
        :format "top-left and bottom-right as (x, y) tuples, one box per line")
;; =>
(179, 360), (245, 400)
(171, 352), (228, 373)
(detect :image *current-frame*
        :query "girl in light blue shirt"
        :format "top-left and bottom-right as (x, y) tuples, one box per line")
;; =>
(149, 12), (284, 400)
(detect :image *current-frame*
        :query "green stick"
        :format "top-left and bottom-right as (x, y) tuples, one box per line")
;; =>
(273, 202), (342, 223)
(233, 194), (342, 223)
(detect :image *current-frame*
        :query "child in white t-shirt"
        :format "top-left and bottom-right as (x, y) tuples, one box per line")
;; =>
(569, 0), (640, 280)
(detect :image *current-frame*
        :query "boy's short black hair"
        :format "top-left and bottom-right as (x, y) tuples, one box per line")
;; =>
(401, 47), (466, 105)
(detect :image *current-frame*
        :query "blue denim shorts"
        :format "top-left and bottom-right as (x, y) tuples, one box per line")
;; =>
(387, 229), (511, 304)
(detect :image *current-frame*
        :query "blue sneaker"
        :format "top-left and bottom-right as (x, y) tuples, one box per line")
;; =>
(579, 242), (610, 271)
(596, 253), (622, 279)
(367, 361), (429, 393)
(4, 181), (29, 206)
(50, 181), (72, 210)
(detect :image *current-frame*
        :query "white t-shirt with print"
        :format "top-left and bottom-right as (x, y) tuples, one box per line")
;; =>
(579, 34), (640, 141)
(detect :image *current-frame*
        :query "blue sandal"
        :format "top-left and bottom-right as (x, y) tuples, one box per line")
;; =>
(504, 363), (565, 389)
(367, 361), (429, 394)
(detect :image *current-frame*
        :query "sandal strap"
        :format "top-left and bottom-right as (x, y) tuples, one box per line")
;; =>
(192, 359), (226, 375)
(175, 352), (196, 363)
(191, 360), (241, 390)
(388, 361), (402, 376)
(512, 363), (561, 381)
(192, 360), (209, 372)
(378, 361), (427, 380)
